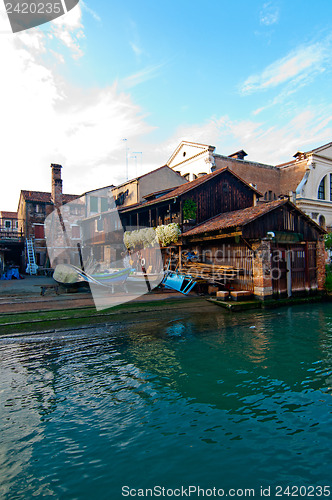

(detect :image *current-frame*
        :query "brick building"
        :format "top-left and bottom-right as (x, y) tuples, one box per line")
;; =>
(0, 211), (24, 274)
(17, 164), (79, 268)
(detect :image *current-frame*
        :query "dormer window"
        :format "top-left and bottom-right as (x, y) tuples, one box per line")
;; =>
(183, 152), (186, 157)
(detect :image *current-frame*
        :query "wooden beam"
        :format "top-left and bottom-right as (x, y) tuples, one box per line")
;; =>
(184, 231), (242, 243)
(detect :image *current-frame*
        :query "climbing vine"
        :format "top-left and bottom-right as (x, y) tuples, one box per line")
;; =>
(183, 199), (197, 221)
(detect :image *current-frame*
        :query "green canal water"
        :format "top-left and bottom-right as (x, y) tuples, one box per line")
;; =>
(0, 303), (332, 499)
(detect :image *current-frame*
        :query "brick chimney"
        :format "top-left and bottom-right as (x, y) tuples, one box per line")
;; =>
(51, 163), (63, 207)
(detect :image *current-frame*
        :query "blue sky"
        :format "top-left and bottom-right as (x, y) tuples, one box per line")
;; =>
(0, 0), (332, 210)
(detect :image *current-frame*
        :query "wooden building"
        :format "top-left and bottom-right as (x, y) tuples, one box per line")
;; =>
(119, 167), (261, 231)
(181, 200), (326, 299)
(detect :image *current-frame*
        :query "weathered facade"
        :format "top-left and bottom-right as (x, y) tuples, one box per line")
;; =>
(17, 164), (79, 268)
(0, 211), (24, 273)
(119, 168), (260, 231)
(181, 200), (326, 299)
(111, 165), (186, 209)
(167, 140), (332, 231)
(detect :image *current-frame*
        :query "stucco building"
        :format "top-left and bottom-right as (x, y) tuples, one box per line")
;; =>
(167, 140), (332, 231)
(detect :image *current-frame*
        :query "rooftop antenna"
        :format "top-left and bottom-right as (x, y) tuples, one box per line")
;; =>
(122, 138), (129, 181)
(132, 152), (142, 176)
(130, 154), (138, 177)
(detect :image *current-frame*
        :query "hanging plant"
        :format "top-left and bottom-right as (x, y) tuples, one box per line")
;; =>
(155, 223), (181, 247)
(124, 223), (181, 249)
(183, 199), (197, 222)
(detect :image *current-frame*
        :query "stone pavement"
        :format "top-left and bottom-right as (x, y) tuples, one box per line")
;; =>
(0, 274), (193, 314)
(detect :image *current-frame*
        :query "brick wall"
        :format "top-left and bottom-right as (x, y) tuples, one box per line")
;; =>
(316, 237), (326, 291)
(252, 240), (273, 299)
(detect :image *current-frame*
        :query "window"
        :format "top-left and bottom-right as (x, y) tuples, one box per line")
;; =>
(319, 215), (326, 229)
(71, 225), (81, 239)
(34, 224), (44, 239)
(90, 196), (98, 213)
(318, 176), (326, 200)
(95, 218), (104, 232)
(5, 220), (11, 229)
(330, 174), (332, 201)
(101, 197), (108, 212)
(70, 205), (82, 215)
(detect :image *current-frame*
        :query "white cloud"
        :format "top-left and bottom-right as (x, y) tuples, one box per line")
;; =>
(157, 109), (332, 168)
(0, 5), (155, 210)
(81, 1), (101, 23)
(48, 2), (84, 58)
(121, 63), (165, 89)
(241, 42), (330, 95)
(259, 2), (279, 26)
(130, 42), (143, 57)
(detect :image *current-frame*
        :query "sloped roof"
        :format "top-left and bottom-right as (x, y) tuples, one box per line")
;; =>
(0, 211), (18, 218)
(182, 199), (325, 237)
(120, 167), (261, 213)
(20, 190), (79, 204)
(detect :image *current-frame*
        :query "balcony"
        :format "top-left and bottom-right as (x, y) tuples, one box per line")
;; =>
(0, 219), (24, 242)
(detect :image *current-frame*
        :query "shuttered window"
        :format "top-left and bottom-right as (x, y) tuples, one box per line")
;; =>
(34, 224), (44, 239)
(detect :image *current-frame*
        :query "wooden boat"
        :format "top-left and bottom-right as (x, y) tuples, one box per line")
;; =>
(53, 264), (132, 289)
(127, 271), (164, 285)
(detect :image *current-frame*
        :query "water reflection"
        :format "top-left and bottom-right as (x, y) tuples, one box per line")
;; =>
(1, 303), (332, 497)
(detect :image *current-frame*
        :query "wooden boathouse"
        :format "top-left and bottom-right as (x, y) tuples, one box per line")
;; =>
(180, 200), (326, 299)
(74, 166), (326, 299)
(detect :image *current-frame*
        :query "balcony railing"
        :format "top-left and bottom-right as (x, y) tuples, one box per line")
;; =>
(0, 226), (24, 241)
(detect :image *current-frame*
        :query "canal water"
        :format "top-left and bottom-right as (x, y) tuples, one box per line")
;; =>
(0, 303), (332, 499)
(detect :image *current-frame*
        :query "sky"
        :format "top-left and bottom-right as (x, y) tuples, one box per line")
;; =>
(0, 0), (332, 211)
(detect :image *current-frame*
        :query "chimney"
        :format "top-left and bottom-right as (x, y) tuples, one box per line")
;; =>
(228, 150), (248, 160)
(51, 163), (63, 207)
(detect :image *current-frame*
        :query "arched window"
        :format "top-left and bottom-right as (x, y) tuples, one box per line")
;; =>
(318, 215), (326, 229)
(318, 176), (326, 200)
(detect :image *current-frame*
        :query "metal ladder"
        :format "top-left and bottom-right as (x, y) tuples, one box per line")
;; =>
(26, 238), (38, 275)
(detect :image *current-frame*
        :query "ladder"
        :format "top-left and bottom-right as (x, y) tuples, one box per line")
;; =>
(26, 238), (38, 275)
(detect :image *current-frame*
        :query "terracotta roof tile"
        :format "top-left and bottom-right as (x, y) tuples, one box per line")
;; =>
(182, 199), (326, 237)
(0, 211), (18, 218)
(20, 190), (79, 203)
(182, 200), (288, 237)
